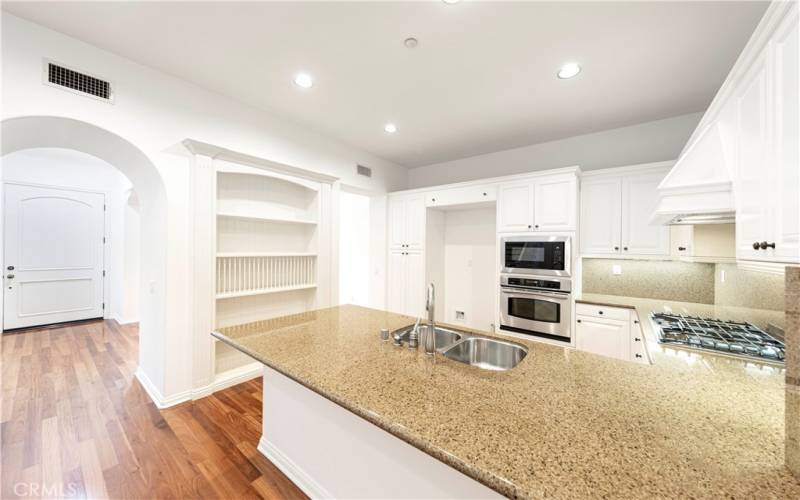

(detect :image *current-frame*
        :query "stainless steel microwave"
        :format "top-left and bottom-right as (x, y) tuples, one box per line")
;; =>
(501, 236), (571, 277)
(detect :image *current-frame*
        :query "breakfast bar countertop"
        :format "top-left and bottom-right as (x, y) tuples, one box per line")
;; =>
(213, 304), (800, 499)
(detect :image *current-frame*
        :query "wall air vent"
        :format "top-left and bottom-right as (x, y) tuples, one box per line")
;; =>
(44, 60), (113, 102)
(356, 164), (372, 178)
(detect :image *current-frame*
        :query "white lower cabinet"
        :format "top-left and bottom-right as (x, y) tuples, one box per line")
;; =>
(575, 303), (649, 364)
(387, 250), (425, 317)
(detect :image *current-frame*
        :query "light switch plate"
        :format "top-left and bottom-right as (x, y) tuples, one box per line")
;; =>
(612, 265), (622, 275)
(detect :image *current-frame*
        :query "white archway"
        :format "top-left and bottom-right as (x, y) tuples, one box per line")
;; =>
(1, 116), (170, 397)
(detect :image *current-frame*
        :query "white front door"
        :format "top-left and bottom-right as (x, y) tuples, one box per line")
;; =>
(3, 183), (105, 330)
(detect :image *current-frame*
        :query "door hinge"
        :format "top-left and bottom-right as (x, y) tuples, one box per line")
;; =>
(104, 204), (107, 211)
(102, 302), (105, 310)
(103, 237), (106, 244)
(102, 270), (106, 277)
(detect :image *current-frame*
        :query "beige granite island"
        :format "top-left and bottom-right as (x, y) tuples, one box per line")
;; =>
(213, 304), (800, 499)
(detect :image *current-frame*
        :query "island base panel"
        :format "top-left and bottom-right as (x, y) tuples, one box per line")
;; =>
(258, 365), (503, 499)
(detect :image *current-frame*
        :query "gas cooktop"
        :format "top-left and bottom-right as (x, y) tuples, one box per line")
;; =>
(650, 312), (785, 363)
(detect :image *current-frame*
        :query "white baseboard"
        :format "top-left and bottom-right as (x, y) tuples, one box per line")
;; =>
(134, 367), (191, 409)
(190, 362), (262, 400)
(258, 436), (332, 499)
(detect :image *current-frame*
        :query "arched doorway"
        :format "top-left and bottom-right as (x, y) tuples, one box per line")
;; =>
(1, 116), (169, 396)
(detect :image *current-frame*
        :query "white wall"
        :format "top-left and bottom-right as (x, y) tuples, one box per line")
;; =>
(339, 190), (370, 306)
(407, 112), (702, 188)
(442, 207), (496, 332)
(1, 13), (408, 402)
(0, 148), (138, 324)
(121, 191), (140, 323)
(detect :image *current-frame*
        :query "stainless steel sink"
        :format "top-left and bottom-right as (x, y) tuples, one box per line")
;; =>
(392, 325), (463, 349)
(440, 337), (528, 371)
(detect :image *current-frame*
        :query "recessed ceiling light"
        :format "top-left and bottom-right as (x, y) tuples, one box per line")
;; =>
(443, 0), (460, 4)
(294, 73), (313, 89)
(384, 123), (397, 134)
(557, 63), (581, 79)
(404, 37), (419, 49)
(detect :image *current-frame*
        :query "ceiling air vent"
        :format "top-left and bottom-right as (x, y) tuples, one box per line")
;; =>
(356, 164), (372, 178)
(44, 60), (113, 102)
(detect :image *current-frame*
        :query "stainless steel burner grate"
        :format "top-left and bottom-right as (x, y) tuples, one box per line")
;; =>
(650, 313), (784, 362)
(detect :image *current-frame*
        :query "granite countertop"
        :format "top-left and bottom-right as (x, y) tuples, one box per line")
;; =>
(213, 305), (800, 499)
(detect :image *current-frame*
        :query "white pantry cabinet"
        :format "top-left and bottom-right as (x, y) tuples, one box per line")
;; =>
(497, 174), (577, 233)
(387, 250), (425, 317)
(580, 165), (671, 257)
(388, 195), (426, 250)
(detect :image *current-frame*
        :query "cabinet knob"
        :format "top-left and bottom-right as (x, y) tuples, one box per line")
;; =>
(623, 247), (628, 251)
(759, 241), (775, 250)
(752, 241), (761, 250)
(432, 198), (436, 202)
(677, 246), (687, 251)
(527, 225), (532, 229)
(598, 310), (604, 315)
(614, 246), (619, 251)
(534, 224), (539, 229)
(634, 337), (641, 342)
(576, 319), (582, 323)
(7, 265), (14, 271)
(482, 192), (487, 196)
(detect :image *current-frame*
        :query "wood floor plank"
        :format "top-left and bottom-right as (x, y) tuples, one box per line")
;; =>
(1, 319), (307, 499)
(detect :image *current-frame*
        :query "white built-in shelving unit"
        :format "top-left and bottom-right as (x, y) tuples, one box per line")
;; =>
(212, 161), (329, 381)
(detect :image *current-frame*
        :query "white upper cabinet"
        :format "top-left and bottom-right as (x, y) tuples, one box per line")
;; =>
(580, 177), (622, 254)
(735, 53), (769, 261)
(771, 15), (800, 263)
(497, 183), (534, 232)
(621, 172), (670, 255)
(580, 165), (670, 257)
(497, 174), (578, 233)
(425, 185), (496, 208)
(388, 195), (425, 250)
(534, 176), (577, 231)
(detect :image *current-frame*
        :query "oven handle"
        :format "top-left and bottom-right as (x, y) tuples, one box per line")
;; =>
(500, 287), (571, 300)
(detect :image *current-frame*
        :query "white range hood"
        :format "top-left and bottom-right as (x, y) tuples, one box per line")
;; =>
(651, 121), (737, 225)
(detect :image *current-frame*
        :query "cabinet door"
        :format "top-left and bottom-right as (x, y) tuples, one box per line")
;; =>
(670, 225), (694, 258)
(388, 197), (406, 249)
(425, 185), (496, 208)
(735, 54), (769, 261)
(404, 251), (426, 317)
(533, 176), (576, 231)
(771, 16), (800, 263)
(386, 250), (406, 314)
(576, 316), (630, 361)
(404, 196), (426, 250)
(497, 183), (534, 232)
(580, 178), (621, 254)
(621, 171), (670, 255)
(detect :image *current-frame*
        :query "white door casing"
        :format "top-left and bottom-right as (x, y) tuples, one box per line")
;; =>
(3, 183), (105, 330)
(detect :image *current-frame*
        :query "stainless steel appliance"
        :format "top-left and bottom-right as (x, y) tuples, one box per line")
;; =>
(501, 235), (570, 277)
(651, 313), (785, 363)
(499, 274), (572, 342)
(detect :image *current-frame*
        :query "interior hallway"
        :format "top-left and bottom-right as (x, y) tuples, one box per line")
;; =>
(0, 319), (305, 499)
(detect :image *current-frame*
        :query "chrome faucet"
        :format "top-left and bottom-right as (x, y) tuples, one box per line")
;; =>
(424, 283), (436, 355)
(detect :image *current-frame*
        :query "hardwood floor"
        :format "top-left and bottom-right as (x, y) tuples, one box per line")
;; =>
(1, 319), (306, 499)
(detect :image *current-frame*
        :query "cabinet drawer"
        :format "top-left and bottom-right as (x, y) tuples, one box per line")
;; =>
(575, 303), (631, 321)
(425, 185), (496, 208)
(629, 315), (649, 364)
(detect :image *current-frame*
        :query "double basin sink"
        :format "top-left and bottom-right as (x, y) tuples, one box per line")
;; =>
(391, 324), (528, 371)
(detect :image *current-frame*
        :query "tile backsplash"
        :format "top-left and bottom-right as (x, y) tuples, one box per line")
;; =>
(582, 259), (715, 304)
(582, 259), (786, 311)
